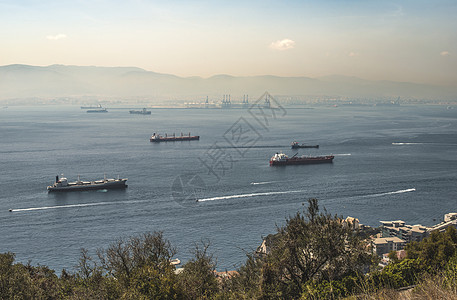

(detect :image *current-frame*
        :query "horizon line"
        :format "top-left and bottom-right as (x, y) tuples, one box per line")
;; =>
(0, 63), (448, 87)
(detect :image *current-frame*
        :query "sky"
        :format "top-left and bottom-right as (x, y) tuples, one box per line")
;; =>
(1, 0), (457, 86)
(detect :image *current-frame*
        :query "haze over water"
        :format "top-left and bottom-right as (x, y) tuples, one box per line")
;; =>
(1, 104), (456, 271)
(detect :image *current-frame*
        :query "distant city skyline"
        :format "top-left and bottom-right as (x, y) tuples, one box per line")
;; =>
(1, 0), (456, 86)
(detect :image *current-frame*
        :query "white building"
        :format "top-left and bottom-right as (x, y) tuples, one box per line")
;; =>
(372, 237), (406, 256)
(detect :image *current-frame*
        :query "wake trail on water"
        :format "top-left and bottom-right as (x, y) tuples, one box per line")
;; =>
(383, 188), (415, 195)
(10, 188), (416, 211)
(343, 188), (416, 200)
(9, 200), (148, 213)
(393, 142), (457, 146)
(198, 188), (415, 203)
(392, 142), (425, 145)
(219, 145), (286, 149)
(250, 181), (285, 185)
(334, 153), (352, 156)
(360, 188), (416, 198)
(198, 190), (303, 202)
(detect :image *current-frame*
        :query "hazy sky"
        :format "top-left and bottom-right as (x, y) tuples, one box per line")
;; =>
(1, 0), (456, 85)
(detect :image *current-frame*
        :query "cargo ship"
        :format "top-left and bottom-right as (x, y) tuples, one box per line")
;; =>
(130, 108), (151, 115)
(150, 132), (200, 142)
(270, 152), (334, 166)
(47, 175), (127, 192)
(291, 142), (319, 149)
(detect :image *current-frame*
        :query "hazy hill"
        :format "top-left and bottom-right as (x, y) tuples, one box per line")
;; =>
(0, 64), (456, 102)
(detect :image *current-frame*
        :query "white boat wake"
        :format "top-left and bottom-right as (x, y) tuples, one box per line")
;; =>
(198, 188), (415, 203)
(10, 188), (416, 211)
(9, 200), (148, 213)
(380, 188), (416, 195)
(354, 188), (416, 199)
(197, 190), (303, 202)
(393, 142), (457, 146)
(334, 153), (352, 156)
(250, 181), (281, 185)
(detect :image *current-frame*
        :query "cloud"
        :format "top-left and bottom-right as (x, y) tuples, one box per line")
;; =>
(348, 52), (359, 57)
(440, 51), (450, 56)
(46, 34), (67, 40)
(269, 39), (295, 51)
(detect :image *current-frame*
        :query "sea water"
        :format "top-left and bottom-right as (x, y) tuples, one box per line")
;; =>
(0, 104), (456, 271)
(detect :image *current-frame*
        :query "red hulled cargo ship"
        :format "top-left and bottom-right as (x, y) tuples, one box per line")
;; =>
(150, 132), (200, 142)
(270, 152), (334, 166)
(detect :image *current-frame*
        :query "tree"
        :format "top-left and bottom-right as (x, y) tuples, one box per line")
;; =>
(99, 232), (176, 286)
(406, 226), (457, 271)
(231, 199), (375, 299)
(444, 252), (457, 292)
(368, 258), (424, 290)
(59, 248), (121, 299)
(95, 231), (181, 299)
(225, 253), (263, 299)
(178, 241), (219, 299)
(0, 252), (61, 299)
(387, 251), (399, 264)
(51, 232), (181, 299)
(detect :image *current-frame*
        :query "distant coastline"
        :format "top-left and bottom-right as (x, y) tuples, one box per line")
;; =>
(1, 64), (457, 102)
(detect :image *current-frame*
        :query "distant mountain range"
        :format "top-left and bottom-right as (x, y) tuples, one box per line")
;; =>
(0, 64), (456, 102)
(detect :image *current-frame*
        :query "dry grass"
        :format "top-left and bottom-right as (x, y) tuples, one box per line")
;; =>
(409, 275), (457, 299)
(346, 275), (457, 300)
(347, 288), (411, 300)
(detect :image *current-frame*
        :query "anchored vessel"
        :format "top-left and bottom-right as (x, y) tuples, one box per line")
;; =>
(291, 142), (319, 149)
(130, 108), (151, 115)
(47, 175), (128, 192)
(270, 152), (334, 166)
(150, 132), (200, 142)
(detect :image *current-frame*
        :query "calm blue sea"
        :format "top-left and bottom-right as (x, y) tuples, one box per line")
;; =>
(1, 104), (457, 271)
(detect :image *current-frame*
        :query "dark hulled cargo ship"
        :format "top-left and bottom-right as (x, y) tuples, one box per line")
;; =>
(130, 108), (151, 115)
(291, 142), (319, 149)
(47, 175), (127, 192)
(270, 152), (334, 166)
(150, 132), (200, 142)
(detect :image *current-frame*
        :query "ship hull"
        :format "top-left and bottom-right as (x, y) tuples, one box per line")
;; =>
(150, 136), (200, 142)
(130, 110), (151, 114)
(87, 110), (107, 113)
(291, 145), (319, 149)
(270, 156), (334, 166)
(47, 179), (127, 192)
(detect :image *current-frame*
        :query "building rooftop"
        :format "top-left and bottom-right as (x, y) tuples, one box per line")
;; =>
(373, 237), (405, 245)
